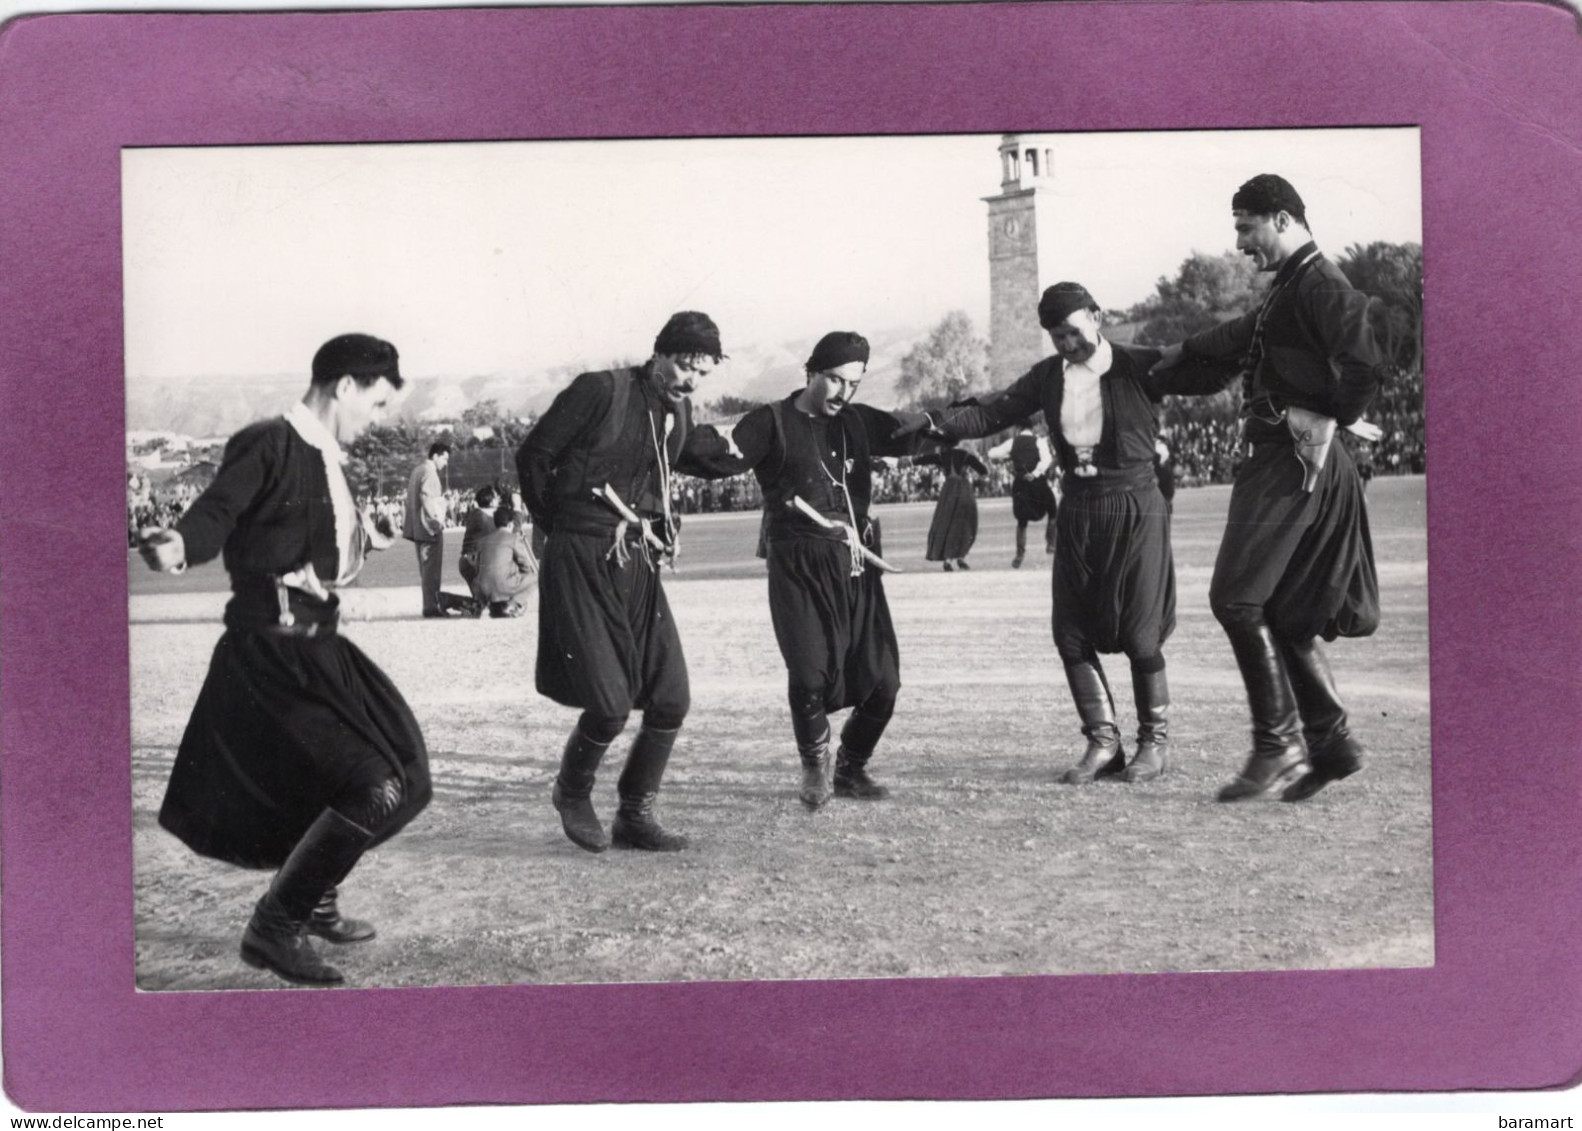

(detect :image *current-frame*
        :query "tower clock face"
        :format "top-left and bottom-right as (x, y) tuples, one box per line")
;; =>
(995, 212), (1031, 255)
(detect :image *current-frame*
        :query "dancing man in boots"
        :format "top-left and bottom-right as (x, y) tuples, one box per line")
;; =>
(900, 284), (1237, 784)
(139, 333), (432, 986)
(1153, 174), (1383, 801)
(692, 331), (943, 808)
(516, 311), (730, 852)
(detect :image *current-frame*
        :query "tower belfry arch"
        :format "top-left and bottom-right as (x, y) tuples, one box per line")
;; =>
(983, 134), (1058, 386)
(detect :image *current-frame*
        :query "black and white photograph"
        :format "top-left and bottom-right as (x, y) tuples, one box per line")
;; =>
(124, 127), (1428, 993)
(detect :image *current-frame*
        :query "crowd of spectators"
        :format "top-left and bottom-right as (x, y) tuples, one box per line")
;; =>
(1159, 416), (1244, 487)
(127, 380), (1426, 539)
(127, 473), (202, 546)
(1362, 366), (1427, 475)
(668, 458), (1023, 514)
(1156, 368), (1426, 487)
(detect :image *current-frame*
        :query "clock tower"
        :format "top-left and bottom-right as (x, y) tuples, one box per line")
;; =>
(984, 134), (1057, 385)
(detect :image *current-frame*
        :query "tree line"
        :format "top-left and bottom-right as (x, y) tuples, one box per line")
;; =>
(337, 240), (1422, 496)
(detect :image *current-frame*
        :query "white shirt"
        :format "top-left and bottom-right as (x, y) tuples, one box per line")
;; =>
(1059, 337), (1113, 449)
(287, 401), (358, 586)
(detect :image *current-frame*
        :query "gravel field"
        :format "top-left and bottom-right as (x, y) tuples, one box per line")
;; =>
(130, 478), (1432, 990)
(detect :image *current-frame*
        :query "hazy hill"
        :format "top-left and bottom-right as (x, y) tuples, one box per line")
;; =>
(124, 323), (927, 435)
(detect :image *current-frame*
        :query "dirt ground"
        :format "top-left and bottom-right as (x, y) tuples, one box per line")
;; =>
(129, 479), (1433, 990)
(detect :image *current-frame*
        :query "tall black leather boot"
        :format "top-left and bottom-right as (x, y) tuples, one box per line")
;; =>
(1216, 623), (1308, 801)
(833, 708), (892, 800)
(1279, 636), (1366, 802)
(552, 726), (613, 853)
(1012, 525), (1027, 569)
(241, 808), (374, 986)
(611, 726), (688, 851)
(1061, 657), (1126, 784)
(798, 726), (834, 810)
(1123, 667), (1170, 783)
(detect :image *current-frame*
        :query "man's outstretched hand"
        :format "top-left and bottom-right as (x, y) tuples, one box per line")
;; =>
(138, 528), (187, 573)
(1149, 343), (1184, 373)
(890, 409), (934, 439)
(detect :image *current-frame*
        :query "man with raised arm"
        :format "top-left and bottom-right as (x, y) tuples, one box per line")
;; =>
(704, 331), (942, 808)
(902, 283), (1237, 786)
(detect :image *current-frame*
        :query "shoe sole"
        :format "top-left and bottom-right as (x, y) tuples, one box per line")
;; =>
(306, 924), (377, 945)
(1062, 751), (1127, 785)
(611, 835), (688, 851)
(240, 943), (344, 986)
(1216, 763), (1307, 802)
(1281, 763), (1362, 803)
(561, 830), (610, 853)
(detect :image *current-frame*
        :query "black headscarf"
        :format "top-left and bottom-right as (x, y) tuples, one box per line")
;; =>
(1036, 282), (1099, 330)
(1232, 174), (1306, 222)
(806, 331), (870, 372)
(654, 311), (725, 361)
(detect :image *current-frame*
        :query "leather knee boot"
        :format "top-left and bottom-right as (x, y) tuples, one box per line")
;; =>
(553, 726), (613, 853)
(1217, 623), (1308, 801)
(833, 708), (892, 800)
(797, 727), (834, 810)
(1012, 525), (1027, 568)
(612, 727), (687, 851)
(241, 808), (374, 986)
(1279, 636), (1366, 802)
(1061, 658), (1126, 784)
(1123, 667), (1170, 783)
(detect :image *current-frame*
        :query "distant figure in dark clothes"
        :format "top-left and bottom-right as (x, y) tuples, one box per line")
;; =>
(1352, 439), (1376, 492)
(515, 311), (734, 853)
(1008, 427), (1058, 568)
(691, 331), (939, 808)
(918, 449), (987, 571)
(899, 283), (1238, 785)
(457, 484), (500, 613)
(138, 333), (432, 987)
(1154, 174), (1385, 802)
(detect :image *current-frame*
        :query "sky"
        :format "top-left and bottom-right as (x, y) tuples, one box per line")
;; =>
(123, 128), (1421, 386)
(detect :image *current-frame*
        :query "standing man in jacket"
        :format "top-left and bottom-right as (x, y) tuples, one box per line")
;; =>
(1154, 174), (1384, 802)
(403, 440), (455, 617)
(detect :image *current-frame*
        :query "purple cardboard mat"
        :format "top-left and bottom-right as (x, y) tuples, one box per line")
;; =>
(1, 1), (1579, 1113)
